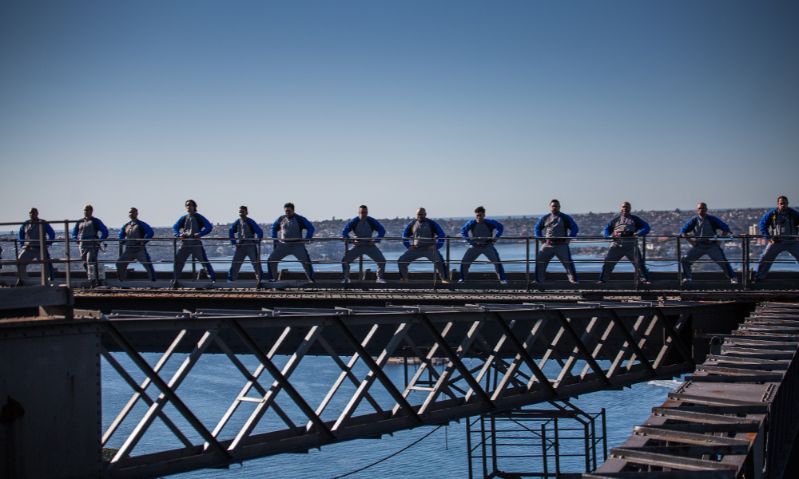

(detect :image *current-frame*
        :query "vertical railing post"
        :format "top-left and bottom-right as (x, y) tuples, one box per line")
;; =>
(541, 422), (549, 478)
(172, 237), (178, 284)
(343, 237), (349, 284)
(742, 235), (750, 289)
(38, 222), (46, 285)
(676, 235), (682, 289)
(525, 237), (531, 286)
(553, 416), (561, 475)
(445, 235), (451, 282)
(64, 220), (71, 288)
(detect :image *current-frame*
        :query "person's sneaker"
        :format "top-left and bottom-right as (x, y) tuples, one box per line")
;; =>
(640, 279), (651, 285)
(170, 280), (180, 288)
(730, 276), (739, 285)
(457, 279), (465, 284)
(341, 278), (351, 284)
(568, 278), (579, 285)
(209, 280), (216, 288)
(14, 278), (24, 287)
(439, 279), (450, 284)
(596, 280), (606, 285)
(681, 278), (692, 286)
(375, 278), (387, 284)
(499, 280), (509, 285)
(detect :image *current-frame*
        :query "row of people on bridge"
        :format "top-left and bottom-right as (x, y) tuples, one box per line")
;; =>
(6, 196), (799, 287)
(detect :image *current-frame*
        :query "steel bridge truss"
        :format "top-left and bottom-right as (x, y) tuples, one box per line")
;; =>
(99, 301), (704, 478)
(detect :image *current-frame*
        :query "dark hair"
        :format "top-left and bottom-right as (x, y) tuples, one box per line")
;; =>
(778, 195), (789, 203)
(185, 199), (197, 207)
(550, 199), (560, 205)
(474, 206), (485, 214)
(284, 202), (295, 209)
(239, 205), (248, 211)
(129, 207), (138, 212)
(359, 205), (368, 210)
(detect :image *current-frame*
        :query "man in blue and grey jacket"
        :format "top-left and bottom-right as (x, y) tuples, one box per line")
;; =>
(679, 202), (737, 284)
(341, 205), (387, 283)
(172, 199), (216, 287)
(72, 204), (109, 286)
(398, 207), (449, 282)
(754, 195), (799, 282)
(266, 202), (315, 282)
(17, 207), (56, 285)
(116, 207), (157, 282)
(533, 199), (579, 285)
(458, 206), (507, 284)
(228, 205), (264, 283)
(598, 201), (651, 284)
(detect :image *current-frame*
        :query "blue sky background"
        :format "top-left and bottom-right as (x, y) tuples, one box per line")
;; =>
(1, 0), (797, 226)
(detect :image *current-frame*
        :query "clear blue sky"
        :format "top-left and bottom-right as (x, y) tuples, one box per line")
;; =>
(1, 0), (797, 226)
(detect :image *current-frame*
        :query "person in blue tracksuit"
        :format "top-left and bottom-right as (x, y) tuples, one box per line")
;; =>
(341, 205), (387, 283)
(266, 202), (315, 282)
(458, 206), (507, 284)
(598, 201), (651, 284)
(72, 204), (109, 286)
(679, 202), (737, 284)
(754, 195), (799, 282)
(17, 207), (56, 285)
(172, 199), (216, 287)
(228, 205), (264, 283)
(398, 207), (449, 282)
(116, 207), (157, 282)
(533, 199), (579, 284)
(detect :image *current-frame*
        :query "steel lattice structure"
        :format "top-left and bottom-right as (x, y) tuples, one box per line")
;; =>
(92, 301), (716, 478)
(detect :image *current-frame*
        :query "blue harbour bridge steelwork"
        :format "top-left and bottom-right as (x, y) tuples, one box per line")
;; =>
(1, 218), (799, 479)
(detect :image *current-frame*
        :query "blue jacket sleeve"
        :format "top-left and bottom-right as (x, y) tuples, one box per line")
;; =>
(367, 217), (386, 242)
(18, 224), (25, 246)
(341, 217), (356, 238)
(299, 215), (315, 239)
(402, 221), (413, 249)
(534, 216), (546, 237)
(564, 214), (578, 237)
(228, 222), (237, 244)
(460, 220), (474, 243)
(118, 224), (127, 240)
(486, 219), (504, 238)
(95, 219), (109, 240)
(758, 209), (774, 238)
(71, 222), (79, 240)
(634, 216), (650, 236)
(173, 216), (185, 237)
(602, 218), (615, 238)
(679, 217), (696, 236)
(195, 214), (212, 237)
(432, 220), (446, 249)
(271, 217), (282, 239)
(709, 215), (731, 234)
(250, 218), (264, 239)
(46, 223), (55, 242)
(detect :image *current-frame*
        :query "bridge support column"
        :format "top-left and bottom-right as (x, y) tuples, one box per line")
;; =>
(0, 321), (101, 478)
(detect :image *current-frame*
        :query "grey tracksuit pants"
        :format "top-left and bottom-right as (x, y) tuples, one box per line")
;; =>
(117, 247), (156, 281)
(398, 246), (448, 280)
(229, 244), (263, 281)
(17, 247), (55, 280)
(681, 243), (735, 279)
(460, 245), (506, 281)
(267, 243), (314, 280)
(342, 244), (386, 278)
(755, 240), (799, 280)
(174, 239), (216, 281)
(535, 243), (577, 283)
(599, 241), (649, 281)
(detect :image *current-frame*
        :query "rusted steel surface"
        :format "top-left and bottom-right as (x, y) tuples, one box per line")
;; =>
(589, 302), (799, 479)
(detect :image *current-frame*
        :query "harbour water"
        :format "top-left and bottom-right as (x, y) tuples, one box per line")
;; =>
(102, 353), (681, 478)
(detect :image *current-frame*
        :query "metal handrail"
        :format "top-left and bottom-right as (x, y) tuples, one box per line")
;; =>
(1, 217), (797, 288)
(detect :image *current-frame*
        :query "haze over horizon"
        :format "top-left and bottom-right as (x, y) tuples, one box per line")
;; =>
(2, 1), (797, 226)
